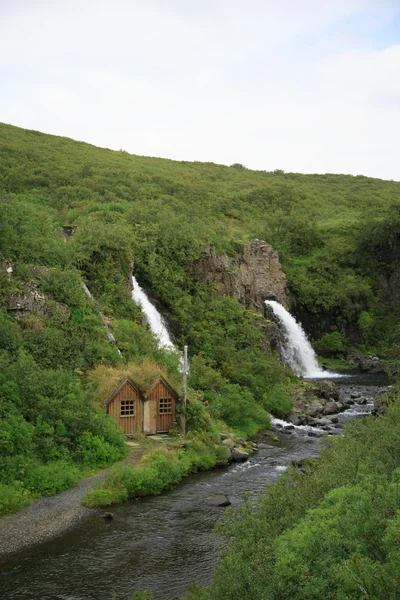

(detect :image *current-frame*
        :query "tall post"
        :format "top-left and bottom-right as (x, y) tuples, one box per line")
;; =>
(183, 345), (188, 435)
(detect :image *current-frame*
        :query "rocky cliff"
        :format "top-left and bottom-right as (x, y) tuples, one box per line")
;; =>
(191, 239), (290, 315)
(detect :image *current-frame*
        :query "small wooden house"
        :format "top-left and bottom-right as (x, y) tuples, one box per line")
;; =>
(106, 375), (179, 435)
(106, 376), (144, 436)
(143, 375), (179, 434)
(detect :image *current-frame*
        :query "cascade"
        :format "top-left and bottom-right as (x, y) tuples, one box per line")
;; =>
(131, 276), (176, 351)
(265, 300), (338, 378)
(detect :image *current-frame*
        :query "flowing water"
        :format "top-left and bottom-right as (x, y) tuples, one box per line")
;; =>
(265, 300), (340, 378)
(0, 377), (387, 600)
(131, 277), (176, 351)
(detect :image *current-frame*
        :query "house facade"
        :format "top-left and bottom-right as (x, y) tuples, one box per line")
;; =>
(106, 375), (178, 435)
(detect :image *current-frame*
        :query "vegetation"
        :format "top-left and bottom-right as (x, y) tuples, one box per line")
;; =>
(1, 121), (400, 520)
(82, 436), (230, 508)
(186, 387), (400, 600)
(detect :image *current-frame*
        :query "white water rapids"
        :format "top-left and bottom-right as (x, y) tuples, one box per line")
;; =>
(131, 276), (176, 351)
(265, 300), (339, 379)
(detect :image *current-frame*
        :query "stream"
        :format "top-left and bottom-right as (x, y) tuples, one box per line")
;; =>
(0, 375), (389, 600)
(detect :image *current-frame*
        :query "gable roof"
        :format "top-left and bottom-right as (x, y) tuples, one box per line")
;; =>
(106, 376), (144, 407)
(145, 375), (179, 400)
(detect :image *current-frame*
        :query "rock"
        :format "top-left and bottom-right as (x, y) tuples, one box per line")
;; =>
(284, 425), (295, 430)
(257, 443), (275, 449)
(219, 432), (229, 440)
(191, 239), (290, 315)
(6, 285), (70, 319)
(307, 431), (319, 437)
(306, 401), (323, 418)
(222, 438), (234, 449)
(282, 430), (293, 435)
(315, 381), (339, 401)
(102, 512), (114, 520)
(314, 417), (333, 426)
(235, 437), (246, 445)
(323, 401), (340, 415)
(330, 416), (339, 424)
(231, 448), (249, 462)
(373, 392), (390, 415)
(289, 414), (304, 426)
(359, 357), (385, 373)
(206, 495), (231, 507)
(357, 398), (367, 405)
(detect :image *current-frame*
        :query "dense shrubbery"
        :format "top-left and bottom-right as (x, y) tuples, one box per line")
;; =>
(204, 384), (271, 438)
(186, 390), (400, 600)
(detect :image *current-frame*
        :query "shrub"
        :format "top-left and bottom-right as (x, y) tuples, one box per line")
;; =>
(263, 383), (293, 418)
(205, 384), (271, 438)
(314, 331), (345, 356)
(0, 482), (31, 515)
(23, 460), (81, 496)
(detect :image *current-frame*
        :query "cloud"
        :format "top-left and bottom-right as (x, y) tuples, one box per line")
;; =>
(0, 0), (399, 180)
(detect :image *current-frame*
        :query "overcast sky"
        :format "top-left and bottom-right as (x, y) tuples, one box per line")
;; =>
(1, 0), (399, 180)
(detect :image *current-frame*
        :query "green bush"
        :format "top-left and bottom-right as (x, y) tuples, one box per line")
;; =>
(79, 431), (126, 468)
(22, 460), (81, 496)
(263, 383), (293, 418)
(0, 482), (31, 515)
(205, 384), (271, 438)
(314, 331), (345, 356)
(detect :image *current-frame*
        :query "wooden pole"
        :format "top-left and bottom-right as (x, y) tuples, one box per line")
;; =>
(183, 345), (188, 435)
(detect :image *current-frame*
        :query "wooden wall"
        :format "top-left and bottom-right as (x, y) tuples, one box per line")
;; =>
(107, 381), (143, 436)
(145, 380), (176, 434)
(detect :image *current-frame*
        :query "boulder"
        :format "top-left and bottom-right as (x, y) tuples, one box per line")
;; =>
(314, 417), (333, 426)
(231, 448), (249, 462)
(289, 414), (304, 426)
(206, 495), (231, 507)
(323, 401), (340, 415)
(102, 512), (114, 520)
(359, 357), (385, 373)
(315, 381), (339, 401)
(222, 438), (234, 449)
(306, 401), (323, 418)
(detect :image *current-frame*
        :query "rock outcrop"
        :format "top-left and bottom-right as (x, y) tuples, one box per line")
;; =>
(191, 239), (290, 314)
(6, 285), (70, 319)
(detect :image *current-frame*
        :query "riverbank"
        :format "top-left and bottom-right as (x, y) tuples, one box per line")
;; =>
(0, 431), (247, 561)
(0, 443), (149, 561)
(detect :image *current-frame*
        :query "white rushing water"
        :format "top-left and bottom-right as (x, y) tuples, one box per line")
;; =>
(265, 300), (339, 378)
(131, 276), (176, 350)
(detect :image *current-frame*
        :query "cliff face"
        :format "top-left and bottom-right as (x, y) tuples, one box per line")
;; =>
(191, 239), (290, 315)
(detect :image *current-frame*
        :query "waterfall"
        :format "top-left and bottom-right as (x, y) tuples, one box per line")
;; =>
(131, 276), (176, 351)
(265, 300), (338, 378)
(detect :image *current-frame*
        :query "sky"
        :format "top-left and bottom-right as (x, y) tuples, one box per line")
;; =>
(1, 0), (399, 180)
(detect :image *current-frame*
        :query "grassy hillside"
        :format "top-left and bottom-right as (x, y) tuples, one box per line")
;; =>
(1, 122), (400, 513)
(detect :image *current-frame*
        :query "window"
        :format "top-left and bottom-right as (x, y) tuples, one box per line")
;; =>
(120, 399), (135, 417)
(159, 397), (172, 414)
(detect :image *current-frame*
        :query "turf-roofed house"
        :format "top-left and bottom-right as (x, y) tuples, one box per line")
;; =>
(106, 375), (179, 435)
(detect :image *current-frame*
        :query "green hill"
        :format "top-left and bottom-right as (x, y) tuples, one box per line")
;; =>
(1, 122), (400, 513)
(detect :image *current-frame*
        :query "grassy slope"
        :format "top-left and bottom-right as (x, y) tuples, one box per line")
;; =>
(1, 121), (400, 516)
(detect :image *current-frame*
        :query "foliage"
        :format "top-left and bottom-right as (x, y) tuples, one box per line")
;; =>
(82, 438), (230, 508)
(263, 383), (293, 418)
(205, 384), (271, 438)
(187, 388), (400, 600)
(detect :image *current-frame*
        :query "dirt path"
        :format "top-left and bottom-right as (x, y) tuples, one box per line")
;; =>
(0, 444), (147, 562)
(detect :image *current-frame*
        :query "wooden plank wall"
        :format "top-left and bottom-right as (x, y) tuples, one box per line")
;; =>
(107, 381), (143, 435)
(147, 381), (176, 433)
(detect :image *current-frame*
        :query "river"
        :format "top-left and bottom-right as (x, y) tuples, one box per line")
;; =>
(0, 375), (388, 600)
